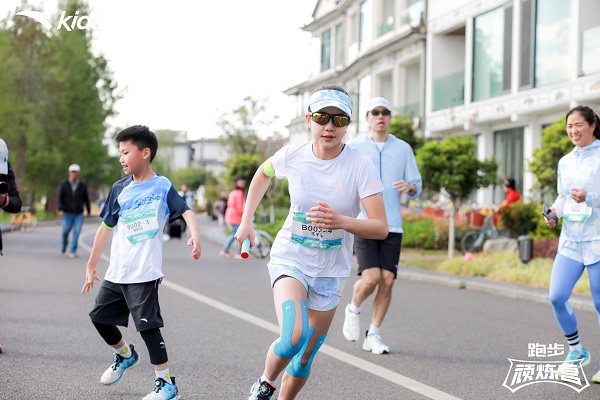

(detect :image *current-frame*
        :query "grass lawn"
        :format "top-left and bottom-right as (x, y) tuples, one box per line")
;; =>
(400, 249), (590, 296)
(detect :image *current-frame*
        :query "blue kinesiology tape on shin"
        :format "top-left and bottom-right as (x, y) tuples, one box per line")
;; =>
(273, 299), (309, 359)
(286, 330), (327, 379)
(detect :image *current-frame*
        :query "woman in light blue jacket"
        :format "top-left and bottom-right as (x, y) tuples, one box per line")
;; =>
(546, 105), (600, 381)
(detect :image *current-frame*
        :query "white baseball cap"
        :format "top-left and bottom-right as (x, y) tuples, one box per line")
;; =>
(0, 138), (8, 175)
(68, 164), (81, 172)
(366, 97), (392, 113)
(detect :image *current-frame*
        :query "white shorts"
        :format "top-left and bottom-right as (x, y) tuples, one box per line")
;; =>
(558, 239), (600, 266)
(267, 263), (348, 312)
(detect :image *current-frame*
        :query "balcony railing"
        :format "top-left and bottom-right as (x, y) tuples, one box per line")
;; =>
(400, 1), (423, 28)
(433, 70), (465, 111)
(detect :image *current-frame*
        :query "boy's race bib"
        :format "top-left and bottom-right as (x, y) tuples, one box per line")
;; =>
(563, 197), (592, 222)
(291, 212), (342, 250)
(122, 209), (160, 244)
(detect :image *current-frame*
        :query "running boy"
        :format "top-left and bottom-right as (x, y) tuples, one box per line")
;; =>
(82, 125), (201, 400)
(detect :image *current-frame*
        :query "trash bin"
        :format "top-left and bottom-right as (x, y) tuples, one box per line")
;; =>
(518, 235), (533, 264)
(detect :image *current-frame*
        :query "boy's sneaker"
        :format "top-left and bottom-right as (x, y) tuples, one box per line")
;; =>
(362, 331), (390, 355)
(143, 377), (181, 400)
(592, 365), (600, 383)
(234, 253), (244, 259)
(247, 379), (276, 400)
(100, 344), (140, 385)
(219, 249), (232, 257)
(557, 347), (590, 377)
(342, 303), (361, 342)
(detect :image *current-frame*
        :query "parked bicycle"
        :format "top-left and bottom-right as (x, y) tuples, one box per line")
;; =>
(10, 206), (37, 232)
(460, 209), (502, 254)
(249, 223), (273, 259)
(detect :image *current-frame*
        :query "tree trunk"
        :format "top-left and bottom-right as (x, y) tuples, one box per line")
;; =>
(448, 203), (456, 259)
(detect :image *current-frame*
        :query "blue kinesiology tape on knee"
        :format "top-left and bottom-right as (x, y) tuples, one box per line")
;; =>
(286, 330), (327, 379)
(274, 299), (309, 359)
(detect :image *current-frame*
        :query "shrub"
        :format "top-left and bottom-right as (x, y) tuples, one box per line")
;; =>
(533, 238), (559, 259)
(402, 214), (469, 250)
(499, 202), (539, 238)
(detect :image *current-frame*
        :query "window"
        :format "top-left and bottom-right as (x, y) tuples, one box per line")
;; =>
(378, 0), (394, 37)
(472, 6), (512, 101)
(400, 0), (424, 28)
(335, 23), (345, 66)
(378, 72), (393, 103)
(534, 0), (571, 87)
(493, 128), (524, 205)
(520, 0), (534, 87)
(357, 74), (372, 131)
(321, 30), (331, 72)
(359, 0), (373, 51)
(580, 0), (600, 76)
(403, 62), (421, 116)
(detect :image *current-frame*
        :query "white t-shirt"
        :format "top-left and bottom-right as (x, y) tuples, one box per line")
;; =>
(100, 175), (189, 284)
(269, 142), (384, 278)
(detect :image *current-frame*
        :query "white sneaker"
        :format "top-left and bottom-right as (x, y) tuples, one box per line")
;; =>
(593, 365), (600, 383)
(342, 304), (360, 342)
(362, 331), (390, 354)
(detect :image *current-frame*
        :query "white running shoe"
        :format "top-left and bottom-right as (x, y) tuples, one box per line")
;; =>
(342, 304), (361, 342)
(100, 344), (140, 385)
(593, 365), (600, 383)
(362, 331), (390, 354)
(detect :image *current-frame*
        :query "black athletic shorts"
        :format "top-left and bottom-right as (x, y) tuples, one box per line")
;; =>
(354, 232), (402, 278)
(89, 279), (164, 332)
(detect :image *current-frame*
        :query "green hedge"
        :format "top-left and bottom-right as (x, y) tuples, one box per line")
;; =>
(402, 214), (470, 250)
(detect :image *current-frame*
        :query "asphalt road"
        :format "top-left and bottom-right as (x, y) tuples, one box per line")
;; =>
(1, 216), (600, 399)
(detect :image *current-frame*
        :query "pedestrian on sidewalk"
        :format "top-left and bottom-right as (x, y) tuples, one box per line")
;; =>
(0, 137), (23, 354)
(57, 163), (91, 258)
(545, 105), (600, 381)
(220, 176), (245, 259)
(343, 97), (422, 354)
(235, 84), (387, 400)
(82, 125), (201, 400)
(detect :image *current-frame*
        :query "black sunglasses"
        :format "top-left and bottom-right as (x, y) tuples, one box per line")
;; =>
(310, 112), (351, 127)
(370, 109), (391, 116)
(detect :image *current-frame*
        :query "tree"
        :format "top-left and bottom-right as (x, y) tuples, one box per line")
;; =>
(529, 117), (572, 201)
(216, 96), (275, 158)
(416, 135), (498, 258)
(388, 113), (424, 152)
(0, 0), (120, 212)
(225, 153), (262, 184)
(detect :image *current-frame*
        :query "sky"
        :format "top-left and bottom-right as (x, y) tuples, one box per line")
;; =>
(2, 1), (317, 140)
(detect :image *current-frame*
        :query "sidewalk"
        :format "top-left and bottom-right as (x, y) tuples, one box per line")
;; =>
(201, 218), (594, 313)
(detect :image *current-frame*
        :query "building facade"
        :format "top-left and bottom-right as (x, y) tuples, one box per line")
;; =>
(427, 0), (600, 205)
(288, 0), (600, 205)
(285, 0), (427, 145)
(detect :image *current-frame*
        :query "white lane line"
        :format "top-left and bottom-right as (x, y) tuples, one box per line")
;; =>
(163, 280), (462, 400)
(80, 231), (462, 400)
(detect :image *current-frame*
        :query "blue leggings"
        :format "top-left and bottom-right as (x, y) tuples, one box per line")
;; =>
(549, 253), (600, 335)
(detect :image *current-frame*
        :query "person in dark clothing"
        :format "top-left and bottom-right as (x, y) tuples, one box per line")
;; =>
(58, 163), (91, 258)
(0, 138), (23, 354)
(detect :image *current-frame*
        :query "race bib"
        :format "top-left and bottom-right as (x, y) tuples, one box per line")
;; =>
(122, 209), (160, 244)
(563, 197), (592, 222)
(291, 212), (342, 250)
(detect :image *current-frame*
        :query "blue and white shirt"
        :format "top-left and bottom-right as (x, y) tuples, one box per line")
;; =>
(100, 175), (189, 283)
